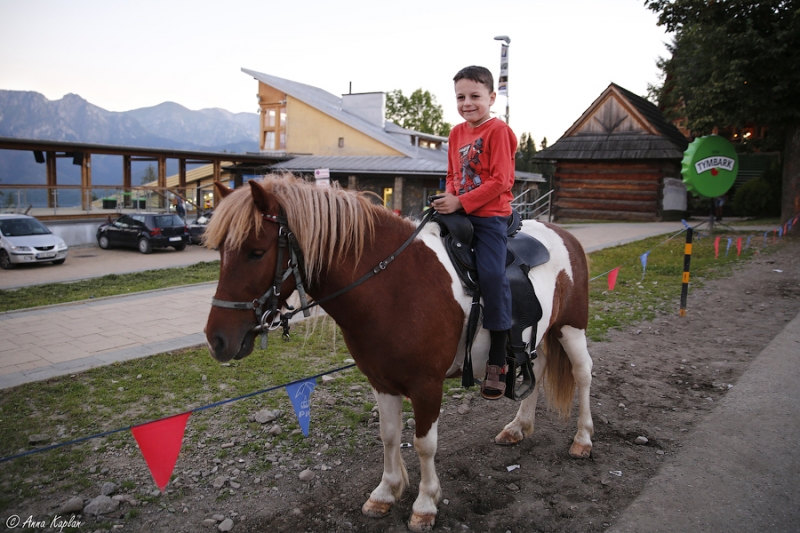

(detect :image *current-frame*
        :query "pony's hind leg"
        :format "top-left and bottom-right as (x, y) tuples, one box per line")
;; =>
(560, 325), (594, 458)
(495, 350), (548, 445)
(362, 391), (408, 518)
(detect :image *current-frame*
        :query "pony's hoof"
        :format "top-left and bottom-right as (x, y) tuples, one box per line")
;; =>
(569, 441), (592, 458)
(408, 512), (436, 532)
(362, 499), (392, 518)
(494, 428), (523, 446)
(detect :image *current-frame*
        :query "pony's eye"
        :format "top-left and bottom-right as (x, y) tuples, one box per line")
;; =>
(248, 250), (266, 260)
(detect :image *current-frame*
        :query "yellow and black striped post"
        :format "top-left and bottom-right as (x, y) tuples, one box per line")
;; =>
(679, 227), (693, 317)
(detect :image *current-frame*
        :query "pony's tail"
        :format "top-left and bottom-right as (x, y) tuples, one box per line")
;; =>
(542, 328), (575, 420)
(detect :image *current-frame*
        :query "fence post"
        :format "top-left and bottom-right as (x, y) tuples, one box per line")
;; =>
(679, 227), (693, 317)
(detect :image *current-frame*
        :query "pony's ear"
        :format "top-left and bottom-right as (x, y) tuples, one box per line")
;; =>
(249, 180), (276, 214)
(214, 181), (233, 198)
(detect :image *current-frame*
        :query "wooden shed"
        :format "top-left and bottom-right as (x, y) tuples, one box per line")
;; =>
(535, 83), (689, 221)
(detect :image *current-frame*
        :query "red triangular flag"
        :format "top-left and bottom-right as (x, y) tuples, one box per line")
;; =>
(736, 237), (742, 256)
(714, 236), (720, 258)
(131, 412), (191, 491)
(608, 268), (620, 291)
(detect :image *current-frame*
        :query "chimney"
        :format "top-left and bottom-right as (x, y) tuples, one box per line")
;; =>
(341, 92), (386, 128)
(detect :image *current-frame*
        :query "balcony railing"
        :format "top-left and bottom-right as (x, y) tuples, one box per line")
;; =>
(0, 185), (205, 218)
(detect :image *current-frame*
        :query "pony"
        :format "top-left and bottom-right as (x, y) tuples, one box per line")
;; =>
(204, 174), (593, 532)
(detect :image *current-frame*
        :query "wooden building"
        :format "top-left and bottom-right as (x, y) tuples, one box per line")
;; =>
(535, 83), (689, 221)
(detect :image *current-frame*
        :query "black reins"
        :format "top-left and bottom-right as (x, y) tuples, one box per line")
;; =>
(210, 208), (436, 349)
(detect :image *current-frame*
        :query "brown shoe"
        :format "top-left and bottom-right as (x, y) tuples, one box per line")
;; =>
(481, 364), (507, 400)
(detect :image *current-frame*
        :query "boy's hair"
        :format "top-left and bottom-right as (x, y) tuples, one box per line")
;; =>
(453, 66), (494, 93)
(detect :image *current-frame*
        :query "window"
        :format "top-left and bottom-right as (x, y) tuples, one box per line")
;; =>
(262, 105), (287, 151)
(338, 137), (344, 148)
(382, 188), (393, 208)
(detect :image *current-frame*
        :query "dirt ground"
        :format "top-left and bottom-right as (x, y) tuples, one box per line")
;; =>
(7, 238), (800, 533)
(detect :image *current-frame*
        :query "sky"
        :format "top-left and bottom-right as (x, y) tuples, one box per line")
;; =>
(0, 0), (672, 148)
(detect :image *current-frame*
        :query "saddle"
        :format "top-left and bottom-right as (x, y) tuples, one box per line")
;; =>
(431, 210), (550, 400)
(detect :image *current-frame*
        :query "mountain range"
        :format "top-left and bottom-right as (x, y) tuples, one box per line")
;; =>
(0, 90), (260, 186)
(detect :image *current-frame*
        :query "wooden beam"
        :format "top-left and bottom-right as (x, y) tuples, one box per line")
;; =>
(123, 155), (132, 191)
(46, 151), (57, 208)
(179, 158), (187, 195)
(81, 153), (92, 210)
(212, 160), (221, 207)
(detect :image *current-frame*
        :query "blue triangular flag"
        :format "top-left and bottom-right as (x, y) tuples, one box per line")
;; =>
(640, 251), (650, 280)
(745, 235), (752, 251)
(763, 232), (768, 246)
(286, 378), (316, 437)
(725, 238), (732, 256)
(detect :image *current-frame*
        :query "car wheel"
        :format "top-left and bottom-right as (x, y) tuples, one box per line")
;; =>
(173, 243), (186, 251)
(0, 249), (14, 270)
(138, 238), (152, 254)
(52, 259), (66, 265)
(98, 235), (110, 249)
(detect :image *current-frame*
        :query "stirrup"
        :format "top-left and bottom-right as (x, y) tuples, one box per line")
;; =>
(504, 352), (536, 401)
(481, 364), (507, 400)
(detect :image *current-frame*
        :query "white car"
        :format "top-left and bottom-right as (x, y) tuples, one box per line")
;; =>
(0, 214), (68, 269)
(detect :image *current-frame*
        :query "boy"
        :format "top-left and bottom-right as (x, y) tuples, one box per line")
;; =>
(431, 65), (517, 400)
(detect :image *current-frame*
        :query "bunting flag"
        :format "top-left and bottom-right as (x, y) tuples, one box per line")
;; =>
(639, 251), (650, 280)
(763, 232), (768, 246)
(746, 235), (752, 251)
(725, 238), (732, 256)
(608, 268), (620, 291)
(714, 236), (720, 258)
(286, 378), (317, 437)
(779, 225), (784, 238)
(131, 411), (192, 491)
(736, 237), (742, 256)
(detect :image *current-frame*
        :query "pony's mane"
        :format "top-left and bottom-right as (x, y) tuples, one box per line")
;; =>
(204, 174), (395, 281)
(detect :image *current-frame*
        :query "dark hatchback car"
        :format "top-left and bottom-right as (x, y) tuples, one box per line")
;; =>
(97, 213), (189, 254)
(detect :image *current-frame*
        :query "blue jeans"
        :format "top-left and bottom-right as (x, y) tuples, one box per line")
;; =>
(468, 215), (512, 331)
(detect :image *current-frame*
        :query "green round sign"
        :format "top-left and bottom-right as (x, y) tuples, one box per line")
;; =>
(681, 135), (738, 198)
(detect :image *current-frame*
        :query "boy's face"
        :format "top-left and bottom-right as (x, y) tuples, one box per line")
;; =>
(455, 78), (495, 128)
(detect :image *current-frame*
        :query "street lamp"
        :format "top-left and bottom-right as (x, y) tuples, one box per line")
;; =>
(494, 35), (510, 125)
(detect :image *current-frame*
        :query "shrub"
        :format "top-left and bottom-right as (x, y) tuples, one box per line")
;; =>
(733, 158), (782, 217)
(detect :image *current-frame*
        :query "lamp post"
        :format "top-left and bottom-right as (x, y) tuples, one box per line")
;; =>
(494, 35), (510, 125)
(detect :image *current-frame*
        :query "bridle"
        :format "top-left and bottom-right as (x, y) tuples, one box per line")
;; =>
(210, 208), (435, 350)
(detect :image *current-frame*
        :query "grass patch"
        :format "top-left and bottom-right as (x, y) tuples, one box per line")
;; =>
(0, 315), (365, 511)
(586, 228), (779, 341)
(0, 260), (220, 312)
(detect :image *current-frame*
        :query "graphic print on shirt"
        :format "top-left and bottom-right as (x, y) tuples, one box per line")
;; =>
(458, 138), (485, 194)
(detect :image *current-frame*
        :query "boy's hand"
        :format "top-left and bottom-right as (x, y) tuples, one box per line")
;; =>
(431, 193), (463, 215)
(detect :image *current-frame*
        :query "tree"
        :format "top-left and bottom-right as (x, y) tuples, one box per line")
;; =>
(386, 89), (452, 137)
(516, 133), (539, 172)
(645, 0), (800, 223)
(141, 164), (157, 185)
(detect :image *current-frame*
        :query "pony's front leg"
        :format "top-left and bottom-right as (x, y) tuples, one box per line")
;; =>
(408, 418), (441, 533)
(495, 351), (548, 445)
(560, 325), (594, 458)
(362, 391), (408, 518)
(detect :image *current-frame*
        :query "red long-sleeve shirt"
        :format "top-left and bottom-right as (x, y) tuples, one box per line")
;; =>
(446, 118), (517, 217)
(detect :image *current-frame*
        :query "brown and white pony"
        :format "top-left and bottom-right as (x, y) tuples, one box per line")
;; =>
(203, 175), (593, 532)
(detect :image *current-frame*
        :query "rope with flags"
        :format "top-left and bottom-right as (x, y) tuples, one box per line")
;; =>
(0, 363), (356, 491)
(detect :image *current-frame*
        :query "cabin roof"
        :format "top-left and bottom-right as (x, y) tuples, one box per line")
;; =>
(535, 83), (688, 161)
